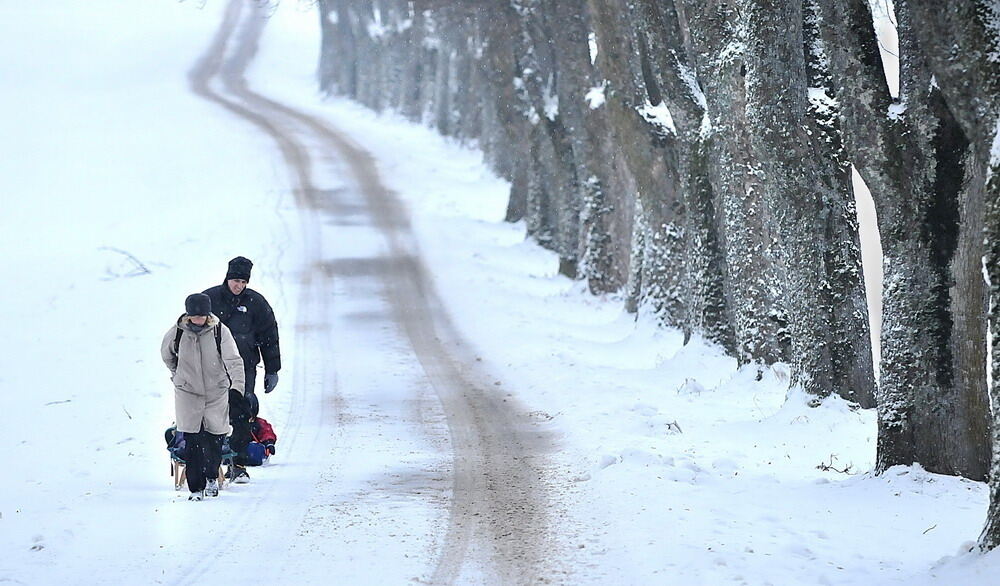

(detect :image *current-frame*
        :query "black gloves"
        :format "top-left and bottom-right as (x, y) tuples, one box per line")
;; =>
(264, 372), (279, 393)
(245, 391), (259, 417)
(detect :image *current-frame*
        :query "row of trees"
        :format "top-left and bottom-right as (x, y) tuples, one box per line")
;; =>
(314, 0), (1000, 548)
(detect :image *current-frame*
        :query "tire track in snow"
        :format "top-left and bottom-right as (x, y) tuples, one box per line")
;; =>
(191, 1), (570, 583)
(172, 1), (338, 584)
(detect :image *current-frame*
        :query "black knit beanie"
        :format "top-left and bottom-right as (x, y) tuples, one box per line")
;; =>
(185, 293), (212, 316)
(226, 256), (253, 282)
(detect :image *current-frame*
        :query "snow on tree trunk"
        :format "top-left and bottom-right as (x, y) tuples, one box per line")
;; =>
(317, 0), (358, 97)
(803, 0), (877, 407)
(546, 0), (626, 293)
(677, 0), (790, 365)
(895, 0), (1000, 548)
(628, 0), (734, 350)
(982, 136), (1000, 550)
(809, 0), (991, 479)
(743, 0), (875, 402)
(880, 1), (990, 480)
(311, 0), (993, 460)
(585, 0), (686, 322)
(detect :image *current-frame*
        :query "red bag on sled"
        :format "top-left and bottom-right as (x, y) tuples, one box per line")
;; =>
(253, 417), (277, 445)
(246, 417), (277, 466)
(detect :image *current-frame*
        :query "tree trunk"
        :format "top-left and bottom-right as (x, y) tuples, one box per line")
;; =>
(629, 0), (735, 350)
(897, 0), (999, 548)
(981, 147), (1000, 550)
(803, 0), (877, 407)
(743, 0), (876, 403)
(586, 0), (686, 322)
(815, 0), (991, 478)
(677, 0), (790, 365)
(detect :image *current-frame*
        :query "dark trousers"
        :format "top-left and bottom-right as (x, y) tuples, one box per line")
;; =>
(185, 427), (225, 493)
(244, 366), (259, 417)
(228, 389), (253, 466)
(244, 366), (257, 396)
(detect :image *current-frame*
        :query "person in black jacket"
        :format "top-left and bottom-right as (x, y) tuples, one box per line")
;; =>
(203, 256), (281, 483)
(203, 256), (281, 400)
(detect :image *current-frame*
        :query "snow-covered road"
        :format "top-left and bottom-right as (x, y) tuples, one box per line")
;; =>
(3, 1), (1000, 585)
(188, 1), (565, 582)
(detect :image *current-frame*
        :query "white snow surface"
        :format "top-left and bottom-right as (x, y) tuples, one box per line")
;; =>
(888, 101), (908, 120)
(2, 1), (1000, 585)
(991, 115), (1000, 175)
(585, 82), (607, 110)
(807, 87), (838, 117)
(638, 100), (677, 135)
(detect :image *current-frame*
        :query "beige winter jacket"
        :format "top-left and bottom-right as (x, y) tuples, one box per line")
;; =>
(161, 314), (245, 435)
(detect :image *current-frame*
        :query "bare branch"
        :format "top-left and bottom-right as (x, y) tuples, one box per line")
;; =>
(99, 247), (152, 278)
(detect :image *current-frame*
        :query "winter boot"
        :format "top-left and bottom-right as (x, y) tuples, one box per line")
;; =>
(233, 466), (250, 484)
(205, 479), (220, 497)
(188, 490), (205, 501)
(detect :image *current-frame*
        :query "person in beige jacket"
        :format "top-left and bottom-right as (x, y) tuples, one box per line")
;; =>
(161, 293), (245, 500)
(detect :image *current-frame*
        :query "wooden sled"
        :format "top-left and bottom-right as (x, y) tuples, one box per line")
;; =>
(170, 450), (233, 491)
(171, 455), (187, 491)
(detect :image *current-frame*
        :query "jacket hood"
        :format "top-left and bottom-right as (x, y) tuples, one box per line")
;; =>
(177, 314), (221, 331)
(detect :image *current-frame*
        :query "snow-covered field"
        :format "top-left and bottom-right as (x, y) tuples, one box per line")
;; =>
(1, 1), (998, 584)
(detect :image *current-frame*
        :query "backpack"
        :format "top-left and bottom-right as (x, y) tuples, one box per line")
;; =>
(173, 317), (231, 387)
(173, 318), (223, 356)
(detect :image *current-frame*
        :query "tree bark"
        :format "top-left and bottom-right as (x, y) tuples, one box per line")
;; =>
(815, 0), (991, 478)
(677, 0), (790, 365)
(896, 0), (999, 549)
(628, 0), (734, 350)
(586, 0), (687, 322)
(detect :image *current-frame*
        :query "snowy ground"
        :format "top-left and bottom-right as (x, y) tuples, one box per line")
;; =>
(1, 1), (999, 584)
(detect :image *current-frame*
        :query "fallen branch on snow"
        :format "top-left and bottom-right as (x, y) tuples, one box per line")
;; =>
(816, 454), (855, 474)
(99, 247), (151, 279)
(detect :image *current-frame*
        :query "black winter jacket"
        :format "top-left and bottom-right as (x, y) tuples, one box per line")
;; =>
(203, 283), (281, 374)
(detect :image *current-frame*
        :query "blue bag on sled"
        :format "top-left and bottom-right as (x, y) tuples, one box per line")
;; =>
(245, 441), (267, 466)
